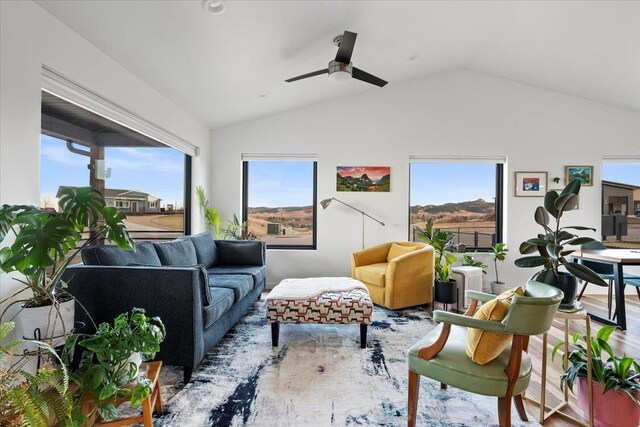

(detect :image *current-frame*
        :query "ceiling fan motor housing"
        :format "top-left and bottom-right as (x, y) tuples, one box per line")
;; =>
(328, 59), (353, 77)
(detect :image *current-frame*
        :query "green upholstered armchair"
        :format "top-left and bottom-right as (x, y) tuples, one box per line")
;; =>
(407, 280), (563, 427)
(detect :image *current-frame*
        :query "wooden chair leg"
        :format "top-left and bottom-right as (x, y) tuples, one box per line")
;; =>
(497, 396), (511, 427)
(513, 394), (528, 421)
(636, 286), (640, 301)
(440, 383), (447, 389)
(608, 280), (613, 319)
(407, 370), (420, 427)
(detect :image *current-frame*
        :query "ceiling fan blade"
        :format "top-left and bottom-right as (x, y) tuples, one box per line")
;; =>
(352, 67), (388, 87)
(334, 31), (357, 64)
(285, 69), (329, 83)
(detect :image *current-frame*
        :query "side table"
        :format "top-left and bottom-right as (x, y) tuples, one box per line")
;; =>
(525, 309), (594, 426)
(81, 360), (164, 427)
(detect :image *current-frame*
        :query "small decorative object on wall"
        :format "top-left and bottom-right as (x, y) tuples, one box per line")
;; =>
(565, 165), (593, 186)
(336, 166), (390, 192)
(514, 171), (547, 197)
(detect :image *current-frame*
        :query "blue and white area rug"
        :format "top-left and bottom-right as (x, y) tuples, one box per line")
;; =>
(154, 298), (540, 427)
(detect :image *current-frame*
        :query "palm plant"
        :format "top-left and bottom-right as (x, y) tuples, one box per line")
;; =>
(0, 187), (133, 309)
(195, 185), (220, 237)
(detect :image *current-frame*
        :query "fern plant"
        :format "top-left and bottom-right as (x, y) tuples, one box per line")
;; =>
(0, 322), (82, 426)
(195, 185), (221, 237)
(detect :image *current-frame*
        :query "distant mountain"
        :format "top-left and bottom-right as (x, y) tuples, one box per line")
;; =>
(337, 173), (375, 191)
(248, 206), (312, 213)
(375, 174), (390, 185)
(410, 198), (494, 214)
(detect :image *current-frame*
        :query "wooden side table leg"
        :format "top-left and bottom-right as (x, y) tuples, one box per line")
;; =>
(585, 315), (594, 427)
(540, 332), (548, 423)
(142, 397), (153, 427)
(563, 318), (569, 404)
(154, 379), (164, 415)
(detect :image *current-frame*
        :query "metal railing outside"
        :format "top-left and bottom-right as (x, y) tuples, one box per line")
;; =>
(412, 225), (496, 250)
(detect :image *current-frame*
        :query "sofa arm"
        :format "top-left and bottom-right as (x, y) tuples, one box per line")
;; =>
(214, 240), (266, 266)
(62, 265), (208, 368)
(384, 246), (435, 307)
(350, 242), (393, 276)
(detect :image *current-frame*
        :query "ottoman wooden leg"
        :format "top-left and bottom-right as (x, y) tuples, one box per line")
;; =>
(271, 322), (280, 347)
(360, 324), (368, 348)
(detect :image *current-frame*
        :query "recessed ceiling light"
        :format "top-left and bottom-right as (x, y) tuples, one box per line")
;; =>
(258, 91), (267, 98)
(202, 0), (227, 15)
(408, 54), (418, 62)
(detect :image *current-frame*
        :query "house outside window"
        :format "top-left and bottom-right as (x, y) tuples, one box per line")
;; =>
(242, 159), (317, 249)
(601, 161), (640, 248)
(115, 200), (131, 209)
(409, 159), (504, 250)
(149, 201), (157, 208)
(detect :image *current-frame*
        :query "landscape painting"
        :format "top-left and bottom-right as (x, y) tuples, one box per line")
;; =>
(565, 165), (593, 186)
(336, 166), (390, 192)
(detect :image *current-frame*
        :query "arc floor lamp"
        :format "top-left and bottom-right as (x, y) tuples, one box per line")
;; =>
(320, 197), (385, 249)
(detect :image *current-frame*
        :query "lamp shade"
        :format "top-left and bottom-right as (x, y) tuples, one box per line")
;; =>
(320, 198), (333, 209)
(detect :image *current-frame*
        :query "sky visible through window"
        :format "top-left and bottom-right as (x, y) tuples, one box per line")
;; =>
(40, 134), (185, 208)
(410, 163), (495, 206)
(247, 161), (314, 207)
(602, 162), (640, 186)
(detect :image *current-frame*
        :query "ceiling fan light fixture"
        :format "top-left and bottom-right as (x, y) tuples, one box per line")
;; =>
(328, 60), (352, 83)
(202, 0), (227, 15)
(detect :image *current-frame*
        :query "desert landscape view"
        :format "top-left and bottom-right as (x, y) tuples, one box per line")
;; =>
(247, 206), (314, 246)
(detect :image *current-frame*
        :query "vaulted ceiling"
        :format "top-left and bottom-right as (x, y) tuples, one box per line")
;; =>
(37, 1), (640, 129)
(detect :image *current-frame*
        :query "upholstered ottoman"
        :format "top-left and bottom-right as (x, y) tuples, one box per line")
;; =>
(266, 277), (373, 348)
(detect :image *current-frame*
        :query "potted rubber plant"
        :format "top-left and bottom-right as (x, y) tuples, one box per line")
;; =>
(515, 179), (607, 307)
(417, 219), (458, 307)
(490, 243), (509, 294)
(0, 186), (133, 349)
(552, 325), (640, 427)
(64, 308), (166, 422)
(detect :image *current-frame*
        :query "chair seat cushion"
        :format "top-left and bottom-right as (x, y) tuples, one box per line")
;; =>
(355, 263), (387, 287)
(409, 323), (532, 397)
(207, 265), (266, 288)
(203, 287), (234, 329)
(209, 274), (253, 303)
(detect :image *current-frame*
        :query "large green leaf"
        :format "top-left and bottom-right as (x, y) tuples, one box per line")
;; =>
(555, 193), (579, 213)
(534, 206), (549, 227)
(99, 207), (133, 250)
(519, 241), (538, 254)
(57, 186), (105, 229)
(563, 262), (608, 287)
(514, 256), (549, 268)
(535, 269), (557, 285)
(546, 243), (562, 260)
(560, 226), (596, 232)
(561, 178), (581, 196)
(544, 191), (560, 219)
(526, 238), (549, 247)
(566, 237), (596, 246)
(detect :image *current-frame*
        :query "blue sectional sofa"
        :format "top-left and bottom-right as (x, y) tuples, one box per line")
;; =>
(62, 232), (266, 382)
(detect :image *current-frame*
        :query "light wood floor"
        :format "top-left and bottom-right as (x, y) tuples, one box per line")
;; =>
(522, 294), (640, 426)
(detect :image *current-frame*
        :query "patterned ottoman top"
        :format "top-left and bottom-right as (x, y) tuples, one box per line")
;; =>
(266, 278), (373, 324)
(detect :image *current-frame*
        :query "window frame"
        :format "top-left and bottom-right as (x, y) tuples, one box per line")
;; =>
(242, 160), (318, 250)
(408, 162), (504, 252)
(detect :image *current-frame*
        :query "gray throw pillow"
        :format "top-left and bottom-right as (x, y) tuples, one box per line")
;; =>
(153, 239), (198, 266)
(81, 241), (161, 266)
(188, 232), (218, 268)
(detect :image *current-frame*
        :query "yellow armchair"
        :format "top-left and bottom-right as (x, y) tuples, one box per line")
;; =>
(351, 242), (434, 310)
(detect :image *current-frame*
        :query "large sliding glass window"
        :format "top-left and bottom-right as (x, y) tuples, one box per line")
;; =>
(40, 91), (189, 242)
(409, 161), (503, 250)
(601, 161), (640, 248)
(242, 160), (317, 249)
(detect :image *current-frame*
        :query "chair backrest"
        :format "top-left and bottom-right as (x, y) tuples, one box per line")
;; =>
(501, 280), (563, 335)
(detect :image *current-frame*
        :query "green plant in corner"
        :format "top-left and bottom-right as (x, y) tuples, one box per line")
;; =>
(462, 253), (488, 274)
(417, 218), (457, 282)
(64, 308), (166, 422)
(490, 242), (508, 284)
(195, 185), (220, 237)
(220, 214), (258, 241)
(0, 186), (133, 310)
(552, 325), (640, 404)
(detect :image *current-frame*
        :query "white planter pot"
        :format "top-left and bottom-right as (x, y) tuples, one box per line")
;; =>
(17, 298), (75, 347)
(490, 281), (508, 295)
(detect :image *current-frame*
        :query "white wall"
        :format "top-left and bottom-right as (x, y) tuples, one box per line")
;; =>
(0, 1), (211, 303)
(211, 69), (640, 290)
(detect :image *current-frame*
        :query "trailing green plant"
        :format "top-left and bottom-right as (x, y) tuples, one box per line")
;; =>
(0, 322), (82, 426)
(195, 185), (220, 237)
(514, 179), (607, 287)
(64, 308), (166, 421)
(0, 186), (133, 309)
(490, 242), (508, 284)
(220, 214), (258, 241)
(417, 218), (457, 282)
(461, 253), (488, 273)
(552, 325), (640, 404)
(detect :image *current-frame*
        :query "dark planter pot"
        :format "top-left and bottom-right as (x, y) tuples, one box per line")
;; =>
(554, 272), (578, 307)
(434, 279), (457, 304)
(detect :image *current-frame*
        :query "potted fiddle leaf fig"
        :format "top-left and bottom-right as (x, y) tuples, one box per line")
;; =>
(552, 325), (640, 427)
(0, 186), (133, 347)
(515, 179), (607, 307)
(490, 243), (509, 294)
(417, 219), (458, 307)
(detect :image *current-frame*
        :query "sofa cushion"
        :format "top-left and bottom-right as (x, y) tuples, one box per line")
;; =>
(387, 243), (418, 262)
(81, 242), (161, 266)
(355, 263), (387, 287)
(209, 274), (253, 303)
(188, 232), (218, 268)
(203, 287), (234, 329)
(207, 265), (266, 288)
(153, 239), (198, 266)
(216, 241), (264, 266)
(466, 287), (524, 365)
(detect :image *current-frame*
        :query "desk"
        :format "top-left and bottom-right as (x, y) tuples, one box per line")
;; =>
(525, 310), (593, 426)
(81, 361), (163, 427)
(573, 249), (640, 331)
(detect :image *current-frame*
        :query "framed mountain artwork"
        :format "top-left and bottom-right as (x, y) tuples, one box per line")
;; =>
(336, 166), (390, 192)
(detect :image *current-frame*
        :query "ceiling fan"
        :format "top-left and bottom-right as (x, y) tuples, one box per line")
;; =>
(285, 31), (388, 87)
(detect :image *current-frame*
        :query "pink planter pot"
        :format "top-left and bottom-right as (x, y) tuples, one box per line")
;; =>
(577, 377), (640, 427)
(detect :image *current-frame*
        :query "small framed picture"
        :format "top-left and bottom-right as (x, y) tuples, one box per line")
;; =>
(551, 189), (579, 209)
(514, 171), (548, 197)
(565, 165), (594, 186)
